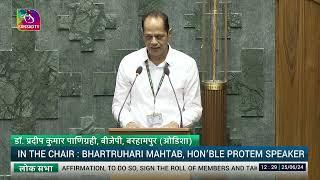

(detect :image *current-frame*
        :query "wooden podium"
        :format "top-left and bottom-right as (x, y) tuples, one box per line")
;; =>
(108, 128), (191, 135)
(107, 128), (191, 180)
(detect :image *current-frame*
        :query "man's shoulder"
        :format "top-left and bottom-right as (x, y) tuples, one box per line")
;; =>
(122, 48), (146, 62)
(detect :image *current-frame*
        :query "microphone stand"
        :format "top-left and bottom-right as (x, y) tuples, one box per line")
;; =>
(117, 66), (142, 128)
(164, 65), (183, 128)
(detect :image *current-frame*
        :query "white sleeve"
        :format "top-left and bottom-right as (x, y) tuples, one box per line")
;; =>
(112, 59), (134, 127)
(182, 60), (203, 127)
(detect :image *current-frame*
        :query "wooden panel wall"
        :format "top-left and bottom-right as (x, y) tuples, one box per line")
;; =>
(276, 0), (320, 179)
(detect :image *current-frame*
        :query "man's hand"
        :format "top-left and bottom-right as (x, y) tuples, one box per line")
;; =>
(161, 121), (179, 128)
(125, 122), (141, 128)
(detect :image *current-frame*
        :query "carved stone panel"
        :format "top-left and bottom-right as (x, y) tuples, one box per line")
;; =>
(57, 0), (118, 51)
(240, 48), (264, 117)
(0, 30), (59, 134)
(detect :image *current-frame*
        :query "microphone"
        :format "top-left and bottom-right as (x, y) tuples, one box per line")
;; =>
(117, 66), (143, 128)
(164, 64), (183, 128)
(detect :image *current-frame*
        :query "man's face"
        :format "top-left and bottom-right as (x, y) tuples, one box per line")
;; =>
(143, 17), (171, 59)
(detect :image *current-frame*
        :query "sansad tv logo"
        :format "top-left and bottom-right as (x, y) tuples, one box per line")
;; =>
(17, 8), (41, 31)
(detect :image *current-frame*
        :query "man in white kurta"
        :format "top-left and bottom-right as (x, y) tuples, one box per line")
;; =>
(112, 11), (202, 128)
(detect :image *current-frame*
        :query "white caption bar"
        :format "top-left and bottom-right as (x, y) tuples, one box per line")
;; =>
(11, 161), (307, 177)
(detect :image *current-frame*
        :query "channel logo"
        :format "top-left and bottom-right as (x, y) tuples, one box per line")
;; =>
(17, 9), (41, 31)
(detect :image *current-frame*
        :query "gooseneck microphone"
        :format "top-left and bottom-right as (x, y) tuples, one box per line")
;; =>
(164, 64), (183, 128)
(117, 66), (143, 128)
